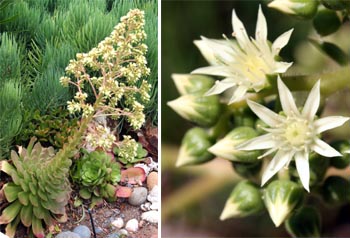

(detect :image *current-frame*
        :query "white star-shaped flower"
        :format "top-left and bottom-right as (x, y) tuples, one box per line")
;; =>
(237, 77), (349, 191)
(192, 5), (293, 104)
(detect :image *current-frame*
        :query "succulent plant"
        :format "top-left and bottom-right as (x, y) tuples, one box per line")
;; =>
(0, 137), (72, 238)
(114, 136), (148, 165)
(71, 150), (121, 206)
(17, 108), (78, 149)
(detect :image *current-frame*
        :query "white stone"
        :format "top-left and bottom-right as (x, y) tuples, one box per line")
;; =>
(125, 219), (139, 232)
(111, 217), (124, 229)
(0, 232), (9, 238)
(141, 210), (158, 223)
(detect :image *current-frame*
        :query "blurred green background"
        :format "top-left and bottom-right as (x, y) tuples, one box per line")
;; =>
(161, 0), (350, 237)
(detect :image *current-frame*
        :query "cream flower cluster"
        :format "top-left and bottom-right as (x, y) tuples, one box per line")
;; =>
(60, 9), (151, 130)
(115, 135), (138, 162)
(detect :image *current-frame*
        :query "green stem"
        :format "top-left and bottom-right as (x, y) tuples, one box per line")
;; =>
(282, 66), (350, 96)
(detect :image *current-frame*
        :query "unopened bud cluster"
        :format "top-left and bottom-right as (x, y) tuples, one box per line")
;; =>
(60, 9), (151, 130)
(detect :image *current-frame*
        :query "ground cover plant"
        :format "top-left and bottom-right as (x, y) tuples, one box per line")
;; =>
(167, 0), (350, 237)
(0, 0), (158, 237)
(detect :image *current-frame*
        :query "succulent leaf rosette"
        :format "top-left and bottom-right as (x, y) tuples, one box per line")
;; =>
(72, 150), (121, 203)
(169, 3), (350, 236)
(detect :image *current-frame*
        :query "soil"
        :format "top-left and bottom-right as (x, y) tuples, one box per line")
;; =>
(1, 197), (157, 238)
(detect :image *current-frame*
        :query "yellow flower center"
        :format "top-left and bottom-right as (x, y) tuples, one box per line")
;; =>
(284, 119), (311, 148)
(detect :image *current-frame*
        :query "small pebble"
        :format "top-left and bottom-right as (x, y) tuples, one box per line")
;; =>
(141, 210), (158, 223)
(119, 229), (128, 236)
(125, 219), (139, 232)
(73, 225), (91, 238)
(128, 187), (148, 206)
(147, 172), (158, 190)
(111, 217), (124, 229)
(95, 227), (103, 234)
(56, 231), (81, 238)
(106, 232), (120, 238)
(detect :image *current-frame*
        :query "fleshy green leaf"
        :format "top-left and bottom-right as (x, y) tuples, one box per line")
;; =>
(0, 200), (22, 224)
(17, 191), (30, 206)
(20, 205), (33, 227)
(5, 215), (21, 238)
(3, 183), (22, 202)
(32, 216), (45, 238)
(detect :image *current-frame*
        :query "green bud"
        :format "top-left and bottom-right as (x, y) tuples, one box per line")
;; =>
(313, 7), (341, 36)
(285, 206), (321, 238)
(232, 161), (262, 180)
(208, 127), (260, 162)
(255, 119), (268, 134)
(322, 176), (350, 204)
(220, 181), (264, 220)
(172, 74), (214, 95)
(268, 0), (318, 20)
(233, 115), (255, 128)
(329, 141), (350, 169)
(321, 0), (350, 10)
(176, 127), (214, 167)
(168, 94), (221, 127)
(264, 180), (304, 227)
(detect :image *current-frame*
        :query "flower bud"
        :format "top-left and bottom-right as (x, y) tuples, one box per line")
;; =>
(167, 94), (221, 127)
(322, 176), (350, 204)
(172, 74), (215, 95)
(313, 7), (341, 36)
(176, 127), (214, 167)
(264, 180), (304, 227)
(321, 0), (350, 10)
(285, 206), (321, 238)
(232, 161), (262, 180)
(329, 141), (350, 169)
(220, 181), (264, 220)
(268, 0), (318, 20)
(208, 127), (260, 162)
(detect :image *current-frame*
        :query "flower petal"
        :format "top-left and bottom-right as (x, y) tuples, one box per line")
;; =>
(232, 9), (250, 49)
(272, 28), (293, 53)
(205, 78), (237, 96)
(277, 77), (299, 116)
(302, 80), (320, 120)
(314, 116), (349, 133)
(295, 151), (310, 192)
(247, 100), (283, 126)
(274, 61), (293, 73)
(228, 85), (248, 104)
(197, 37), (237, 63)
(261, 150), (294, 186)
(192, 66), (233, 77)
(312, 139), (342, 157)
(237, 133), (277, 151)
(255, 5), (267, 42)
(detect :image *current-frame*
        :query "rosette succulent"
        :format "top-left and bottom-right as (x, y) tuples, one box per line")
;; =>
(0, 138), (72, 238)
(71, 150), (121, 205)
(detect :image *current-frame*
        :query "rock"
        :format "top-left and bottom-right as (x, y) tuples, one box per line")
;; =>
(141, 210), (158, 223)
(95, 227), (103, 234)
(56, 231), (81, 238)
(128, 187), (148, 206)
(111, 217), (124, 229)
(106, 232), (120, 238)
(73, 225), (91, 238)
(125, 219), (139, 232)
(147, 172), (158, 190)
(147, 185), (159, 210)
(134, 163), (151, 175)
(119, 229), (128, 236)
